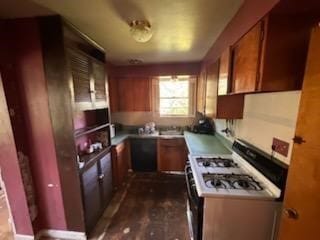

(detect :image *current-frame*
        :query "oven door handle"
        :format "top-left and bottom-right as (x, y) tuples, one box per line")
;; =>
(185, 166), (200, 207)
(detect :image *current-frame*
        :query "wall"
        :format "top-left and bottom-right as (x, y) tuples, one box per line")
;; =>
(108, 62), (201, 126)
(215, 91), (301, 164)
(1, 18), (69, 232)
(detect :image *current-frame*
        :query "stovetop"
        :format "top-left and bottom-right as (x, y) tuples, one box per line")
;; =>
(188, 153), (280, 199)
(196, 157), (239, 168)
(203, 173), (263, 191)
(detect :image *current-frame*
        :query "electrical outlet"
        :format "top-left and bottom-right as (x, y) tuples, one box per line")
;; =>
(272, 138), (289, 157)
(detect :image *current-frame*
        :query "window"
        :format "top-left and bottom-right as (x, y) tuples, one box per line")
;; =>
(152, 76), (196, 117)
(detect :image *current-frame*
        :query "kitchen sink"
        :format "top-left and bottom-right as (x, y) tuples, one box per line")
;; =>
(159, 130), (184, 136)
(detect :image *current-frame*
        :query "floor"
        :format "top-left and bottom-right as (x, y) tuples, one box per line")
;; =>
(91, 172), (189, 240)
(0, 189), (14, 240)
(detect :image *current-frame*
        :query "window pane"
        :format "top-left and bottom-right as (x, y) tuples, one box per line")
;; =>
(160, 98), (189, 115)
(159, 80), (189, 98)
(158, 77), (191, 116)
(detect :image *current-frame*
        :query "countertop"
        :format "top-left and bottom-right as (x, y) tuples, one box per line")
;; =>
(111, 130), (231, 155)
(183, 131), (231, 155)
(111, 131), (184, 146)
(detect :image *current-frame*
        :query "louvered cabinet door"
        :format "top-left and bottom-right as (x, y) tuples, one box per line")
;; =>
(92, 60), (107, 108)
(68, 49), (94, 110)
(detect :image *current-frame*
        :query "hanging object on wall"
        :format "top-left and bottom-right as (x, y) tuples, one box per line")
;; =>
(17, 151), (38, 221)
(129, 20), (153, 43)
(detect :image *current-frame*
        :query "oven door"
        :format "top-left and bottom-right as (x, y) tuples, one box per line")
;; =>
(185, 165), (203, 240)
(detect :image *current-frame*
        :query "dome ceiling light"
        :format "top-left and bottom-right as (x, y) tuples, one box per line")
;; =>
(129, 20), (153, 43)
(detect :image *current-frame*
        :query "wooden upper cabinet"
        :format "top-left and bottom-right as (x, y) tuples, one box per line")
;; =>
(69, 49), (92, 104)
(68, 49), (108, 110)
(259, 14), (310, 92)
(92, 60), (106, 102)
(196, 67), (206, 114)
(108, 76), (119, 113)
(231, 21), (264, 93)
(110, 77), (151, 112)
(230, 13), (310, 94)
(131, 77), (151, 111)
(204, 60), (219, 118)
(218, 48), (231, 95)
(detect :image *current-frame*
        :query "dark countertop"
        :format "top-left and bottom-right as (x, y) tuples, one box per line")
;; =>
(111, 130), (232, 155)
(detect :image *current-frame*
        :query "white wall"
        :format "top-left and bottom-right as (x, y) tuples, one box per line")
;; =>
(215, 91), (301, 164)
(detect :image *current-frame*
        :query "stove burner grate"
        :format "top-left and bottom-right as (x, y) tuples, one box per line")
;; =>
(196, 157), (238, 168)
(203, 173), (263, 191)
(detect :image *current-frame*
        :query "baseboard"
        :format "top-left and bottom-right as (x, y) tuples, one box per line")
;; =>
(36, 229), (87, 240)
(15, 234), (34, 240)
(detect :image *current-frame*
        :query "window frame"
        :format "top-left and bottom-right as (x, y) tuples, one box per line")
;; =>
(152, 75), (196, 118)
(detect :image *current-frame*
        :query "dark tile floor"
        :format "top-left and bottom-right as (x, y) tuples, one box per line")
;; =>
(91, 172), (189, 240)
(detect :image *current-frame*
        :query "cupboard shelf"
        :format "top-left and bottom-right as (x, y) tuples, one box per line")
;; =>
(79, 147), (111, 173)
(74, 123), (110, 138)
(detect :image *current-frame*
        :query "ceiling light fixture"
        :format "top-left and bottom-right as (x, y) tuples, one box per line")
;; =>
(129, 20), (153, 43)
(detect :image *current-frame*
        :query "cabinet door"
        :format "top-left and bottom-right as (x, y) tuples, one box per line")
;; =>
(216, 94), (245, 119)
(99, 152), (113, 209)
(158, 139), (187, 171)
(92, 60), (107, 108)
(108, 76), (119, 112)
(117, 142), (129, 186)
(81, 161), (101, 233)
(218, 48), (231, 95)
(197, 68), (207, 113)
(204, 60), (219, 118)
(231, 21), (263, 93)
(132, 77), (151, 111)
(68, 49), (93, 109)
(118, 77), (134, 111)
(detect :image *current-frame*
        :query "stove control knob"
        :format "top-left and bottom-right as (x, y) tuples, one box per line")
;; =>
(284, 208), (298, 219)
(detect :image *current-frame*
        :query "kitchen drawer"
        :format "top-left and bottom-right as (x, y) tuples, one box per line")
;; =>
(159, 138), (185, 147)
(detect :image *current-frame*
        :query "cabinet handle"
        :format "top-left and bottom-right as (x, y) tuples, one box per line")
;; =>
(89, 90), (96, 93)
(98, 174), (105, 180)
(283, 208), (298, 219)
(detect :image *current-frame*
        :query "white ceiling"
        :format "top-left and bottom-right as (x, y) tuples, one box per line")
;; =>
(0, 0), (243, 65)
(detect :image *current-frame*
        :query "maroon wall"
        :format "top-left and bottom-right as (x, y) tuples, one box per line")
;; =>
(203, 0), (280, 64)
(1, 19), (68, 233)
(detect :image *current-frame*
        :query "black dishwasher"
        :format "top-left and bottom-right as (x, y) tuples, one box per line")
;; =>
(130, 138), (157, 171)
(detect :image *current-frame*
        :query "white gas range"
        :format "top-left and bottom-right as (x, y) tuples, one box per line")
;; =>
(185, 139), (288, 240)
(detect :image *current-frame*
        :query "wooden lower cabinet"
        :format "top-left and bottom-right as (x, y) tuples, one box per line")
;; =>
(80, 151), (113, 233)
(111, 140), (130, 188)
(157, 138), (188, 171)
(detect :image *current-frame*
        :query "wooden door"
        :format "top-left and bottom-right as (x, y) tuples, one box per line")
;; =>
(231, 21), (264, 93)
(92, 60), (107, 108)
(204, 60), (219, 118)
(81, 161), (101, 233)
(278, 26), (320, 240)
(99, 153), (113, 209)
(68, 49), (93, 109)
